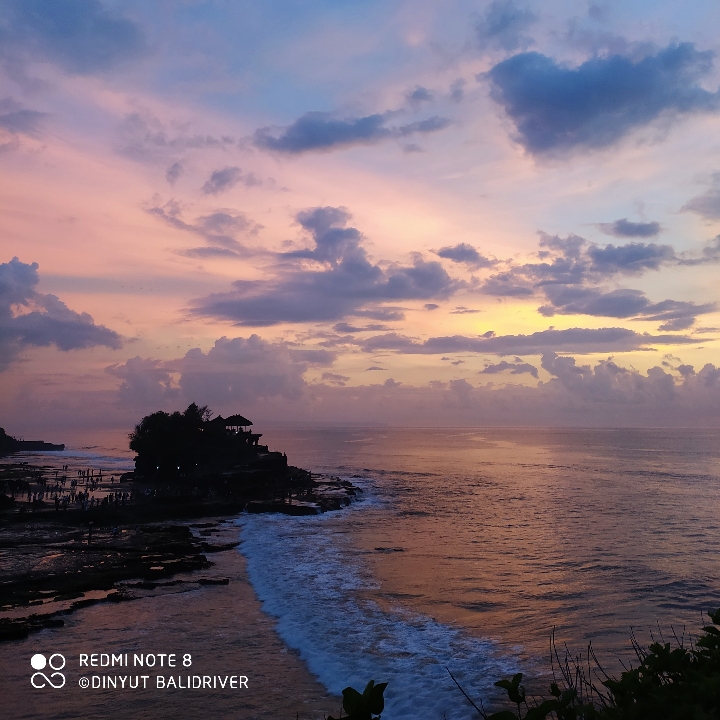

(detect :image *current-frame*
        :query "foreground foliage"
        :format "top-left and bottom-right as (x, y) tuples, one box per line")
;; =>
(327, 680), (388, 720)
(483, 608), (720, 719)
(340, 609), (720, 719)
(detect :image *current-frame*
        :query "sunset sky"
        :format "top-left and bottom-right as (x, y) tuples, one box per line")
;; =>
(2, 0), (720, 436)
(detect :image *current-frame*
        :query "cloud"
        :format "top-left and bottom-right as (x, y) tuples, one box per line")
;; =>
(0, 98), (47, 136)
(201, 166), (261, 195)
(476, 0), (537, 52)
(333, 322), (388, 333)
(253, 111), (450, 154)
(178, 336), (329, 404)
(449, 78), (466, 102)
(538, 286), (715, 330)
(106, 356), (178, 407)
(358, 326), (699, 356)
(479, 232), (718, 328)
(598, 218), (662, 238)
(165, 162), (183, 184)
(191, 206), (460, 325)
(407, 86), (433, 103)
(147, 200), (262, 258)
(321, 372), (350, 386)
(0, 0), (147, 75)
(117, 111), (235, 163)
(101, 339), (720, 428)
(108, 335), (330, 410)
(0, 257), (122, 370)
(481, 360), (538, 378)
(486, 43), (720, 154)
(436, 243), (496, 269)
(682, 175), (720, 219)
(586, 241), (674, 273)
(540, 351), (670, 402)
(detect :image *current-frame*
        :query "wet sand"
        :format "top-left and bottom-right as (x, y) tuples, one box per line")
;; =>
(2, 522), (340, 720)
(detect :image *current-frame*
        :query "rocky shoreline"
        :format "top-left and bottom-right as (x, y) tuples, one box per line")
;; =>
(0, 459), (361, 643)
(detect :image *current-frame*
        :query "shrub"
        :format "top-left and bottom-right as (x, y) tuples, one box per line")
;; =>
(473, 608), (720, 719)
(327, 680), (388, 720)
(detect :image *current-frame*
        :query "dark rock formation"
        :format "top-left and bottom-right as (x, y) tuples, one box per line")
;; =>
(0, 427), (64, 456)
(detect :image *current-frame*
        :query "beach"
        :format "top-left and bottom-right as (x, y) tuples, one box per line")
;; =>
(1, 520), (338, 720)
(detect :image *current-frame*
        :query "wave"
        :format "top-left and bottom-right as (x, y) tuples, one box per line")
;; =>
(237, 499), (519, 720)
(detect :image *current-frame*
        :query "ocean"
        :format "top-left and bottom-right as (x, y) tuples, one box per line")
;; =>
(3, 426), (720, 719)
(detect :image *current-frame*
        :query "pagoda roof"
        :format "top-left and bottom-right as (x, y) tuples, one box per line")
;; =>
(223, 414), (253, 427)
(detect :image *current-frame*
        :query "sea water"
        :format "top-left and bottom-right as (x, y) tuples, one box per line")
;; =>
(3, 427), (720, 719)
(241, 427), (720, 715)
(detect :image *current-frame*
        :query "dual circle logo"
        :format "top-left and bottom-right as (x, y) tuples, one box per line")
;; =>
(30, 653), (66, 689)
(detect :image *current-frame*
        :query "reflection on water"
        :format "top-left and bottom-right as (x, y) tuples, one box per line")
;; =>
(259, 427), (720, 668)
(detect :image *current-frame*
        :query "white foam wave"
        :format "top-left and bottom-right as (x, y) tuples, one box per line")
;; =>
(238, 509), (519, 719)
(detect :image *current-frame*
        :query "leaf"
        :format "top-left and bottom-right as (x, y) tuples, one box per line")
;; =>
(524, 699), (561, 720)
(342, 686), (367, 717)
(367, 682), (388, 714)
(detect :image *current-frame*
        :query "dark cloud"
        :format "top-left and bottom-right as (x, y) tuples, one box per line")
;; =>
(451, 307), (481, 314)
(398, 117), (449, 135)
(449, 79), (466, 102)
(358, 326), (698, 356)
(475, 0), (537, 52)
(538, 285), (715, 330)
(0, 98), (47, 136)
(201, 166), (261, 195)
(598, 218), (661, 238)
(678, 236), (720, 266)
(355, 308), (406, 321)
(682, 176), (720, 219)
(321, 372), (350, 386)
(481, 360), (538, 378)
(253, 111), (449, 154)
(0, 0), (147, 75)
(333, 322), (388, 333)
(0, 257), (122, 370)
(487, 43), (720, 154)
(407, 86), (433, 103)
(436, 242), (496, 269)
(480, 232), (718, 329)
(147, 200), (262, 259)
(424, 303), (440, 310)
(476, 0), (537, 52)
(586, 241), (675, 273)
(165, 162), (183, 185)
(192, 207), (460, 325)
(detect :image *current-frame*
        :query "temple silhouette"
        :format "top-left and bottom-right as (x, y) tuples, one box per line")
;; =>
(129, 404), (286, 479)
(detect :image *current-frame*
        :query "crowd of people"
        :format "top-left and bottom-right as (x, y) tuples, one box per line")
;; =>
(16, 464), (133, 511)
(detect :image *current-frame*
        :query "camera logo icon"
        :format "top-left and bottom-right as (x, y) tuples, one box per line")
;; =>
(31, 653), (66, 689)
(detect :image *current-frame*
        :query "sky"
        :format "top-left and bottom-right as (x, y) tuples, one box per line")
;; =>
(1, 0), (720, 437)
